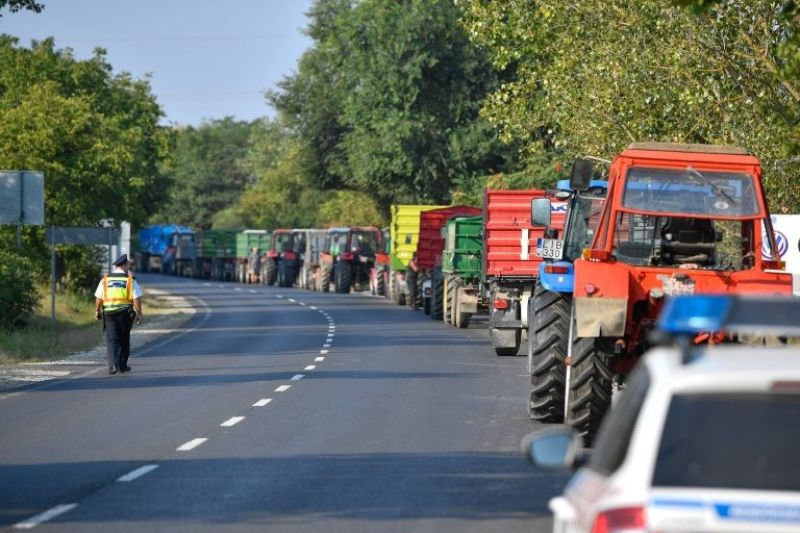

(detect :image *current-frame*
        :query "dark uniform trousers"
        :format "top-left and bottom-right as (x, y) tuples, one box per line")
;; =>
(104, 307), (134, 370)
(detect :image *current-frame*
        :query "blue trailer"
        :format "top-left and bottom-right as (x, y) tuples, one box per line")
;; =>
(136, 225), (196, 276)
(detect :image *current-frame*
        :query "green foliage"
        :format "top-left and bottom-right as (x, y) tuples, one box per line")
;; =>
(318, 190), (385, 227)
(0, 37), (171, 227)
(0, 0), (43, 16)
(0, 248), (37, 328)
(157, 117), (256, 229)
(271, 0), (519, 207)
(459, 0), (800, 212)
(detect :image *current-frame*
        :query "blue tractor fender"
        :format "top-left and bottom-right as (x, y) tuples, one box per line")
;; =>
(537, 260), (575, 294)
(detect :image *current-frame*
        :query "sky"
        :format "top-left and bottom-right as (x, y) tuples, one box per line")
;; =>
(0, 0), (314, 126)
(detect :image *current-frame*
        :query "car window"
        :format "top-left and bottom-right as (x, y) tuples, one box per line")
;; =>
(653, 393), (800, 491)
(588, 365), (651, 475)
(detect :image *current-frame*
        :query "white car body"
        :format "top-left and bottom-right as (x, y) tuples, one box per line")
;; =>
(551, 345), (800, 533)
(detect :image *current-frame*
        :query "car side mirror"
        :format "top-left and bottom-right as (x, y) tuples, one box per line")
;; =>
(531, 198), (551, 227)
(570, 159), (594, 191)
(521, 427), (582, 470)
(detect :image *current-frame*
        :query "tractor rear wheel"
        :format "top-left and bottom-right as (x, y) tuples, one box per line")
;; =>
(335, 261), (353, 293)
(320, 266), (331, 292)
(264, 259), (277, 286)
(567, 329), (614, 446)
(376, 269), (386, 297)
(431, 268), (443, 320)
(528, 283), (570, 423)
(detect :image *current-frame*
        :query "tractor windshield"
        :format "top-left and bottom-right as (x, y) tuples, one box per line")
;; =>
(274, 233), (294, 253)
(351, 231), (377, 255)
(612, 214), (756, 270)
(622, 167), (760, 217)
(564, 191), (606, 261)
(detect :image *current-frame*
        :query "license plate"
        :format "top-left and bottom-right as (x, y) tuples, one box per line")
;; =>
(538, 239), (564, 260)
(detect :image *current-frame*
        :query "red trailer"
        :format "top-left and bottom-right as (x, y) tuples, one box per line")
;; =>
(484, 189), (566, 355)
(409, 205), (481, 317)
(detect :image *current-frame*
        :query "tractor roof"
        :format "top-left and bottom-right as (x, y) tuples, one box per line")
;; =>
(625, 142), (750, 155)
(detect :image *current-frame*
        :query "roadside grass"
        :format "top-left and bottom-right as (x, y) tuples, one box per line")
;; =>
(0, 285), (172, 364)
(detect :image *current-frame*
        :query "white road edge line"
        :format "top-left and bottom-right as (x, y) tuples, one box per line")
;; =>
(117, 464), (159, 483)
(221, 416), (245, 427)
(315, 357), (325, 362)
(176, 438), (208, 451)
(253, 398), (272, 407)
(305, 365), (316, 371)
(275, 385), (291, 392)
(14, 503), (78, 529)
(291, 374), (305, 381)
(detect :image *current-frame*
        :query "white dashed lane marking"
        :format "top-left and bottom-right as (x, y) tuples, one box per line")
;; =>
(323, 344), (331, 348)
(275, 385), (291, 392)
(320, 349), (329, 355)
(117, 464), (159, 482)
(315, 357), (325, 362)
(291, 374), (305, 381)
(310, 306), (317, 310)
(305, 365), (316, 371)
(249, 289), (257, 294)
(253, 399), (272, 407)
(235, 287), (242, 292)
(221, 416), (245, 427)
(14, 504), (78, 530)
(177, 438), (208, 451)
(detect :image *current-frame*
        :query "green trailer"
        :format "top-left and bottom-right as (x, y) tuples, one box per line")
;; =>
(195, 229), (239, 281)
(441, 215), (484, 328)
(235, 230), (271, 283)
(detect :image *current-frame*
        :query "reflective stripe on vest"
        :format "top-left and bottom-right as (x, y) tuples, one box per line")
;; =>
(102, 274), (134, 311)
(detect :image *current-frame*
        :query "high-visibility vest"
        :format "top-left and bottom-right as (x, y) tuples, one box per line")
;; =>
(102, 274), (134, 312)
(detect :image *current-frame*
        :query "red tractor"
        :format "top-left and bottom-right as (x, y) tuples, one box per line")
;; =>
(563, 143), (792, 442)
(319, 227), (384, 293)
(262, 229), (304, 287)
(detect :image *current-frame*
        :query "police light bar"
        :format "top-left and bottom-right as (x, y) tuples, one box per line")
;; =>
(658, 294), (800, 336)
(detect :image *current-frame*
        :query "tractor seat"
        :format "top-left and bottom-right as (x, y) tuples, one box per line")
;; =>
(660, 218), (717, 265)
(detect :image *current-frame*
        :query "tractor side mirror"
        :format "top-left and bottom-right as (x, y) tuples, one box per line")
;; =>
(531, 198), (551, 227)
(570, 159), (594, 191)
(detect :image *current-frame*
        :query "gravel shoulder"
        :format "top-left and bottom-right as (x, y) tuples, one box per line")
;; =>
(0, 287), (196, 394)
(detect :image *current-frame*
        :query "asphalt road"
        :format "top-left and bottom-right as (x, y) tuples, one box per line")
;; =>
(0, 274), (568, 532)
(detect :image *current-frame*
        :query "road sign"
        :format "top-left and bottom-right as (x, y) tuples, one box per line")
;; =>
(46, 227), (120, 245)
(0, 171), (45, 225)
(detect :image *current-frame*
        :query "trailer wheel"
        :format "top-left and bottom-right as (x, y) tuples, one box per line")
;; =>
(567, 329), (614, 446)
(430, 268), (443, 320)
(442, 275), (452, 325)
(528, 283), (570, 423)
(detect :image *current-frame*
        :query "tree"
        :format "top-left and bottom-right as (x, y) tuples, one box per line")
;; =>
(458, 0), (800, 212)
(0, 0), (43, 16)
(157, 118), (256, 229)
(271, 0), (519, 208)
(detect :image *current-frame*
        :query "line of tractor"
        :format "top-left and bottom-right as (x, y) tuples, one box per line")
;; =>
(136, 142), (795, 443)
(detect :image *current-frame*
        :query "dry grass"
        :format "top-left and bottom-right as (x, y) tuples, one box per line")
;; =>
(0, 287), (100, 364)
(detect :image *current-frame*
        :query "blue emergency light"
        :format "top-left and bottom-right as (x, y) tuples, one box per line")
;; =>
(657, 295), (734, 335)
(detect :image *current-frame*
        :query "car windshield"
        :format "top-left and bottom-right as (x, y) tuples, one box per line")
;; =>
(653, 393), (800, 492)
(623, 167), (760, 217)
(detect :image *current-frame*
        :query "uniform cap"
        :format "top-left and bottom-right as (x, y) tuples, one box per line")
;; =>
(112, 253), (129, 266)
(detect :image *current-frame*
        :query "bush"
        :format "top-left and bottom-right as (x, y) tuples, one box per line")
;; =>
(0, 249), (38, 328)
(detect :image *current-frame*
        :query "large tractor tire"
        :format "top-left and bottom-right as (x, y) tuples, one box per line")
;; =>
(528, 283), (571, 423)
(264, 258), (277, 286)
(447, 277), (461, 326)
(335, 260), (353, 294)
(306, 269), (316, 291)
(430, 268), (444, 320)
(406, 270), (418, 309)
(320, 266), (332, 292)
(567, 330), (614, 446)
(376, 269), (386, 297)
(277, 261), (292, 287)
(455, 289), (472, 329)
(442, 275), (452, 325)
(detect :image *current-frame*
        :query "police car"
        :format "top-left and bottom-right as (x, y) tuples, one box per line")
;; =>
(524, 294), (800, 533)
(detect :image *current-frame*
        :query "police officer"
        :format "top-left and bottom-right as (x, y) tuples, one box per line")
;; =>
(94, 254), (143, 374)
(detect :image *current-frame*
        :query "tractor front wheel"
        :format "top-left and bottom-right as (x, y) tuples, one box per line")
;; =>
(567, 330), (614, 446)
(528, 283), (571, 423)
(335, 261), (353, 293)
